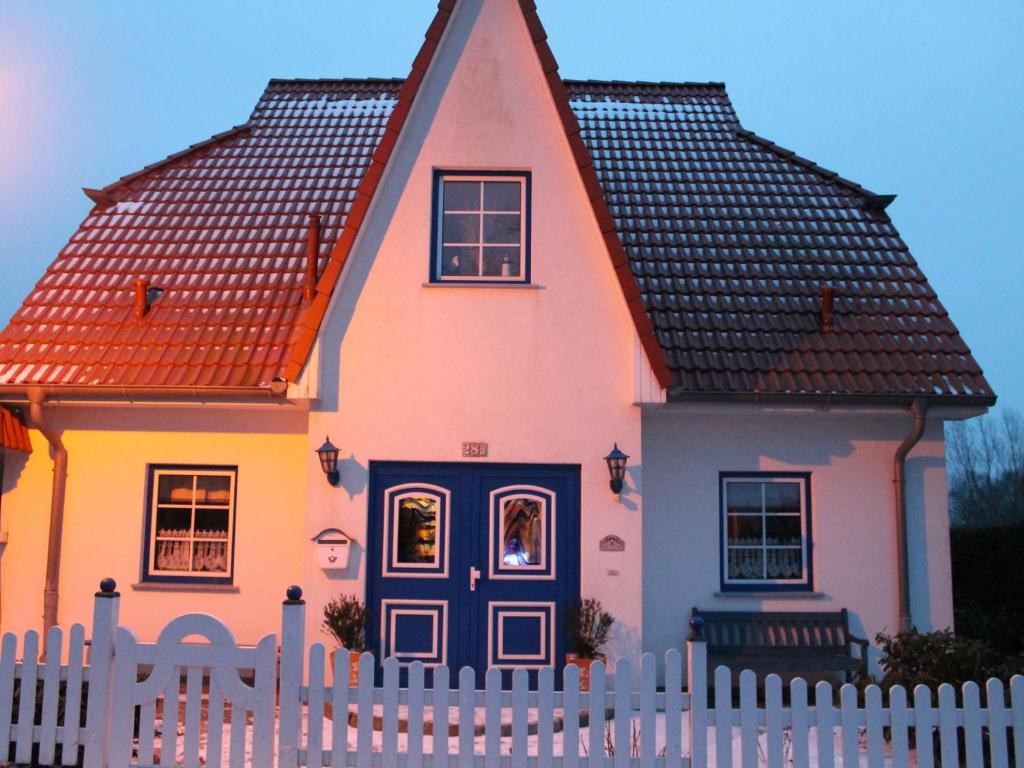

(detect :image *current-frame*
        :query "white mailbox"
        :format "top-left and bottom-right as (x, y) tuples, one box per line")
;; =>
(312, 528), (353, 571)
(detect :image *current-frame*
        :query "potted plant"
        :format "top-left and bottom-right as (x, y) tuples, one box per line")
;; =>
(564, 598), (614, 691)
(322, 594), (371, 687)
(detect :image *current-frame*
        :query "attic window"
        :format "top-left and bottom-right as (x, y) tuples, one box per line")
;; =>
(432, 171), (531, 283)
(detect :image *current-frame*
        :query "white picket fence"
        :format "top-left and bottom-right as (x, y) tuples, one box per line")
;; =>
(1, 582), (1022, 768)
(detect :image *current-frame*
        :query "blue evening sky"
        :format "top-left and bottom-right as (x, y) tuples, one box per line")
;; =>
(1, 1), (1020, 413)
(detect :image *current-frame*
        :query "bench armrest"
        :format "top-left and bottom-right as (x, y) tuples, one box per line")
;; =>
(848, 634), (869, 658)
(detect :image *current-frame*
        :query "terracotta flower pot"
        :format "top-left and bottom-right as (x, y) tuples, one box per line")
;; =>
(565, 652), (606, 692)
(329, 649), (363, 688)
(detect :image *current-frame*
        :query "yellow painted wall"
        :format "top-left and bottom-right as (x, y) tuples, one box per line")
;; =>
(0, 405), (307, 645)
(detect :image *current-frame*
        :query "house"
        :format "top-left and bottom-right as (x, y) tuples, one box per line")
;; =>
(0, 0), (994, 684)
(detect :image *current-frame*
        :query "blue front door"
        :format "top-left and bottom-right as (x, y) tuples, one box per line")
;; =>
(367, 462), (580, 687)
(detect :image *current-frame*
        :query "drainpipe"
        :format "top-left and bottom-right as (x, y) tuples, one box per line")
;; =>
(27, 388), (68, 635)
(893, 399), (928, 633)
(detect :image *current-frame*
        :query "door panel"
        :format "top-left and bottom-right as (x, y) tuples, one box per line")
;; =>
(367, 462), (579, 688)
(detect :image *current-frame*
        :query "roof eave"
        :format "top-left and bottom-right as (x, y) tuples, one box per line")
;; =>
(0, 384), (289, 405)
(666, 389), (996, 409)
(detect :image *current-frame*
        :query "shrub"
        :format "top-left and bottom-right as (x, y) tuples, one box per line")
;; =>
(322, 594), (370, 652)
(565, 598), (614, 659)
(875, 628), (1021, 690)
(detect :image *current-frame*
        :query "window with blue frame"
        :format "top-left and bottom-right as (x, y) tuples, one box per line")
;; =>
(432, 171), (530, 283)
(143, 466), (237, 584)
(720, 473), (812, 590)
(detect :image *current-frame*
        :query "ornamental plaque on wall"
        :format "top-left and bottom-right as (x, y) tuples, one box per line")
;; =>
(599, 534), (625, 552)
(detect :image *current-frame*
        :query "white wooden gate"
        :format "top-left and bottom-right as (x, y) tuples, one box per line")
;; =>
(1, 580), (1023, 768)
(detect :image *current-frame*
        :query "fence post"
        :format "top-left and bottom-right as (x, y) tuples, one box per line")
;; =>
(687, 617), (708, 768)
(83, 578), (120, 768)
(278, 585), (306, 768)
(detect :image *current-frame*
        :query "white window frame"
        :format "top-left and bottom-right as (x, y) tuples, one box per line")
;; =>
(720, 474), (811, 590)
(433, 172), (529, 283)
(144, 466), (237, 583)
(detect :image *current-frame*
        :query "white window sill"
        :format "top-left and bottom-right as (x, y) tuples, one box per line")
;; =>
(422, 282), (544, 290)
(713, 591), (826, 599)
(132, 582), (240, 594)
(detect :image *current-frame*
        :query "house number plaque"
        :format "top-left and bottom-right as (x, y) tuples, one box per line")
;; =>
(599, 535), (625, 552)
(462, 442), (489, 457)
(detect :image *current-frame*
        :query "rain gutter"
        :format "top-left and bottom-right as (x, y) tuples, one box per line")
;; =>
(894, 399), (928, 633)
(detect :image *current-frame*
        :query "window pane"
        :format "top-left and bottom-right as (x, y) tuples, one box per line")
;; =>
(766, 548), (803, 579)
(764, 482), (801, 514)
(197, 475), (231, 504)
(195, 508), (229, 538)
(482, 247), (521, 277)
(396, 497), (438, 564)
(158, 474), (193, 504)
(483, 214), (520, 244)
(442, 213), (480, 244)
(156, 507), (190, 536)
(502, 497), (542, 566)
(441, 246), (480, 277)
(765, 514), (802, 545)
(192, 541), (228, 573)
(443, 181), (480, 211)
(727, 514), (763, 545)
(155, 540), (190, 571)
(727, 548), (764, 580)
(726, 482), (762, 515)
(484, 181), (521, 212)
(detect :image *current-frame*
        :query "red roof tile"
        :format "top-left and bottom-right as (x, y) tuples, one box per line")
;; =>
(0, 407), (31, 453)
(0, 1), (994, 406)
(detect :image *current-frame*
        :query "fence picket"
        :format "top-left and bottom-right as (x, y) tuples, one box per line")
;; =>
(357, 652), (375, 768)
(458, 667), (475, 768)
(613, 657), (631, 768)
(407, 661), (425, 768)
(713, 666), (732, 768)
(228, 688), (246, 768)
(308, 644), (326, 768)
(161, 667), (180, 768)
(986, 678), (1009, 768)
(182, 665), (203, 768)
(60, 624), (86, 766)
(889, 686), (910, 768)
(665, 649), (684, 768)
(0, 633), (15, 760)
(207, 681), (225, 768)
(330, 649), (352, 768)
(937, 683), (958, 768)
(913, 684), (935, 768)
(840, 684), (860, 768)
(138, 697), (158, 764)
(739, 670), (758, 768)
(814, 680), (835, 768)
(962, 681), (983, 768)
(15, 630), (40, 765)
(588, 660), (608, 768)
(511, 668), (528, 768)
(38, 626), (64, 764)
(561, 663), (580, 768)
(537, 667), (555, 768)
(1012, 676), (1024, 768)
(382, 657), (400, 768)
(789, 678), (810, 768)
(764, 674), (783, 768)
(484, 667), (501, 768)
(432, 665), (451, 768)
(639, 654), (656, 768)
(864, 685), (884, 768)
(249, 636), (276, 768)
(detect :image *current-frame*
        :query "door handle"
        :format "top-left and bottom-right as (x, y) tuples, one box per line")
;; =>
(469, 566), (482, 592)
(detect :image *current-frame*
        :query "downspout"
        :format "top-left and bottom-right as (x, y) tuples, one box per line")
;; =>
(27, 388), (67, 635)
(894, 399), (928, 633)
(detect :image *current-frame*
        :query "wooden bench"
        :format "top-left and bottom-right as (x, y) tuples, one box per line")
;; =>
(691, 607), (869, 684)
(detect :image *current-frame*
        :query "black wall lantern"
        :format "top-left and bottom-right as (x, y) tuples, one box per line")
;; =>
(605, 443), (629, 497)
(315, 436), (341, 486)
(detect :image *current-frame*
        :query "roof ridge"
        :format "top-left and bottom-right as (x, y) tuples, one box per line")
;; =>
(735, 127), (879, 200)
(266, 77), (406, 85)
(101, 123), (252, 198)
